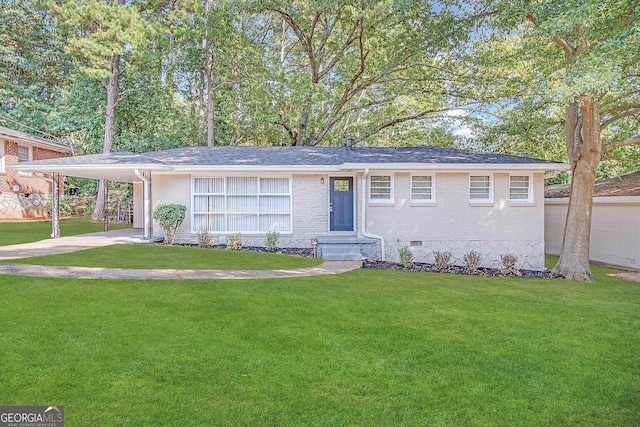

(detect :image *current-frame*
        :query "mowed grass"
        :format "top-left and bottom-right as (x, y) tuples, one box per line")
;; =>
(0, 216), (130, 246)
(0, 260), (638, 426)
(4, 244), (322, 270)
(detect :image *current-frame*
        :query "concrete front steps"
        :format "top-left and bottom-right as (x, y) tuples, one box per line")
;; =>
(315, 235), (378, 261)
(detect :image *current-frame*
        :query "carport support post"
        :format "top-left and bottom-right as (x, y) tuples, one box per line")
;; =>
(103, 180), (109, 232)
(51, 173), (60, 238)
(135, 169), (151, 240)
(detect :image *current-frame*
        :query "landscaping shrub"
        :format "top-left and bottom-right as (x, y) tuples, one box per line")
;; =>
(227, 233), (243, 250)
(398, 246), (414, 269)
(45, 195), (73, 217)
(152, 204), (187, 245)
(463, 250), (482, 273)
(265, 230), (280, 252)
(198, 231), (214, 248)
(500, 254), (521, 276)
(433, 251), (452, 271)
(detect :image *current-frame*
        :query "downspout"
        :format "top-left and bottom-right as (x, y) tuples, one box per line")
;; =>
(134, 169), (151, 240)
(361, 168), (386, 261)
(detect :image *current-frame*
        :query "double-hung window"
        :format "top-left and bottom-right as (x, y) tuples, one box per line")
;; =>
(17, 145), (31, 162)
(369, 175), (393, 202)
(510, 175), (532, 202)
(192, 177), (291, 233)
(469, 175), (492, 203)
(411, 175), (435, 203)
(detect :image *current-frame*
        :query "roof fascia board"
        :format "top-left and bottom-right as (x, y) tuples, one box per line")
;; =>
(545, 196), (640, 205)
(8, 164), (173, 172)
(339, 163), (569, 172)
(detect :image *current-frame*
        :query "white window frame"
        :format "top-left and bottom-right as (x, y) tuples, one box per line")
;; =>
(17, 145), (34, 176)
(410, 174), (436, 204)
(369, 174), (394, 204)
(469, 174), (493, 204)
(509, 174), (533, 203)
(191, 175), (292, 234)
(0, 141), (4, 173)
(17, 145), (32, 162)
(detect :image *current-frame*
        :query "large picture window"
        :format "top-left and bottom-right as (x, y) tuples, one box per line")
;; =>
(192, 177), (291, 233)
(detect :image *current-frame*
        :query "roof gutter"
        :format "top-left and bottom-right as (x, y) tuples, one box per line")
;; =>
(361, 168), (385, 261)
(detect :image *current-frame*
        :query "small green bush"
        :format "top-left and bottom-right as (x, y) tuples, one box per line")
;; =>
(463, 250), (482, 273)
(227, 233), (243, 251)
(398, 246), (414, 269)
(433, 251), (452, 271)
(198, 231), (214, 248)
(152, 204), (187, 245)
(46, 195), (73, 217)
(500, 254), (521, 276)
(265, 230), (280, 252)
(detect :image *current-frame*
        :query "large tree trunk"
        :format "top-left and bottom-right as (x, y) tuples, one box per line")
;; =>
(552, 97), (602, 281)
(92, 53), (120, 220)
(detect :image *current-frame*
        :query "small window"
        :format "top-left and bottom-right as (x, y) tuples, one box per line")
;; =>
(411, 175), (434, 202)
(369, 175), (393, 202)
(470, 175), (492, 202)
(17, 145), (31, 162)
(510, 175), (532, 202)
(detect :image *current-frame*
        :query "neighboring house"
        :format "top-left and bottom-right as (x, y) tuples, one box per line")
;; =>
(545, 172), (640, 269)
(12, 145), (566, 269)
(0, 126), (72, 219)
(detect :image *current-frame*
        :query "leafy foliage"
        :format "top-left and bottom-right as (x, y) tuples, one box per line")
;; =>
(398, 246), (414, 269)
(152, 204), (187, 245)
(227, 233), (243, 251)
(265, 230), (280, 252)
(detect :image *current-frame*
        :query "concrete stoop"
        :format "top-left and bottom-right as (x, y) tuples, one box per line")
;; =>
(315, 235), (378, 261)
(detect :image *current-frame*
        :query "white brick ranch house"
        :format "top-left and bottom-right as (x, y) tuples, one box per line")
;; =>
(13, 145), (567, 270)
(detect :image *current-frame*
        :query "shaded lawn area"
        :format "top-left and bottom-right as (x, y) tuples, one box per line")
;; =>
(0, 260), (638, 426)
(3, 244), (322, 270)
(0, 216), (131, 246)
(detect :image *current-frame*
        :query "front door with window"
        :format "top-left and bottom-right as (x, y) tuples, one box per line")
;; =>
(329, 177), (354, 231)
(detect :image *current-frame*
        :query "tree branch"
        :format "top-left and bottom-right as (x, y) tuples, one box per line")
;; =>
(601, 108), (640, 130)
(602, 135), (640, 153)
(354, 108), (450, 144)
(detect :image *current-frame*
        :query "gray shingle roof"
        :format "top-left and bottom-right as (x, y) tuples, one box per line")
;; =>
(19, 151), (169, 167)
(148, 145), (560, 166)
(545, 171), (640, 198)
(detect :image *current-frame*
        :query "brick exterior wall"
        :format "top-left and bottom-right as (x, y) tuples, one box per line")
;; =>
(1, 139), (65, 195)
(146, 170), (547, 269)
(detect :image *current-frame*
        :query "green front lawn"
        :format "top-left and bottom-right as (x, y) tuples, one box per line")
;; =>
(0, 216), (131, 246)
(4, 244), (322, 270)
(0, 258), (638, 426)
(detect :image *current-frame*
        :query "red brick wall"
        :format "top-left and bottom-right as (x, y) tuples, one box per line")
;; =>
(1, 139), (65, 195)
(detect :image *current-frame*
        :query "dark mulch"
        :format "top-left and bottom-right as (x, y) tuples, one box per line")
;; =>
(363, 260), (564, 279)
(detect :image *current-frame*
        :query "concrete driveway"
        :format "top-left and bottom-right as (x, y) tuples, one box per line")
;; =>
(0, 228), (149, 260)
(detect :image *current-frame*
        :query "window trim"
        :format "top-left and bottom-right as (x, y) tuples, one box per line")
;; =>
(509, 174), (534, 204)
(368, 174), (394, 204)
(190, 175), (293, 234)
(0, 141), (4, 173)
(469, 174), (494, 204)
(410, 174), (436, 205)
(17, 145), (32, 162)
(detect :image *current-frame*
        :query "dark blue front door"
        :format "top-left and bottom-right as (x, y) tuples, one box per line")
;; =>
(330, 177), (354, 231)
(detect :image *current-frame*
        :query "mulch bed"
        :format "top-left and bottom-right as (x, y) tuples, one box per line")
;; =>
(363, 260), (564, 279)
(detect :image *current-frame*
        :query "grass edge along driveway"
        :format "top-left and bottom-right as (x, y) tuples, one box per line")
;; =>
(0, 216), (131, 246)
(0, 256), (638, 426)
